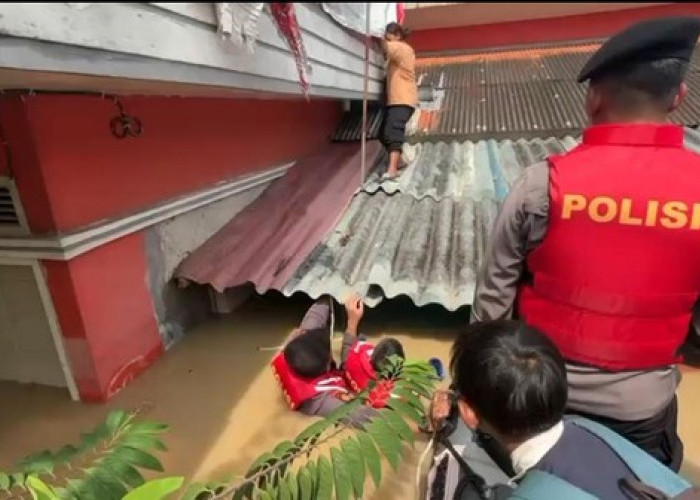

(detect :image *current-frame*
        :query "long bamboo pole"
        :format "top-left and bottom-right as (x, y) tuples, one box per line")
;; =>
(360, 2), (371, 184)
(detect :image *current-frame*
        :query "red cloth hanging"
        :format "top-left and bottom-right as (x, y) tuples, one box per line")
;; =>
(397, 3), (405, 25)
(270, 3), (311, 98)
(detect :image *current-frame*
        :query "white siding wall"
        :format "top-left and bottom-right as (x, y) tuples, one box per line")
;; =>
(0, 3), (383, 99)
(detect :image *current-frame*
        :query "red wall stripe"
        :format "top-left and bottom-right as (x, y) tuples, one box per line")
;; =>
(410, 3), (700, 54)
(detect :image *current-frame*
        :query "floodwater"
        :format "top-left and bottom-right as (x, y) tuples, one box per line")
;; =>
(0, 292), (698, 498)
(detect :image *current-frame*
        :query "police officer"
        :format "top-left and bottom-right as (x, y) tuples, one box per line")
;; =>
(471, 16), (700, 472)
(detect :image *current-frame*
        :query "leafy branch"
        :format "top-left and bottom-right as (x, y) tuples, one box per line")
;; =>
(0, 409), (180, 500)
(188, 357), (438, 500)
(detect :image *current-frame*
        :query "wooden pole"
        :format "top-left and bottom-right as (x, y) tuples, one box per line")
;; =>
(360, 2), (371, 184)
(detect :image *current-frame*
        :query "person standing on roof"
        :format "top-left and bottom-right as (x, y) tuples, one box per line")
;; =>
(380, 22), (418, 181)
(469, 16), (700, 471)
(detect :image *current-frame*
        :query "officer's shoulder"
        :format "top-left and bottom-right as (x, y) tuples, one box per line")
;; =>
(515, 161), (549, 216)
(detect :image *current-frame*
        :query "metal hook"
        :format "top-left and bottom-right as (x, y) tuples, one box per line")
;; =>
(109, 97), (143, 139)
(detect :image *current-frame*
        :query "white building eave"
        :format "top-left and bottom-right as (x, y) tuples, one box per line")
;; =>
(0, 3), (384, 100)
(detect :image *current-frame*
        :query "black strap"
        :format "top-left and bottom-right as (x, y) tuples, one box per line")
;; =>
(619, 477), (670, 500)
(437, 433), (492, 500)
(473, 430), (517, 478)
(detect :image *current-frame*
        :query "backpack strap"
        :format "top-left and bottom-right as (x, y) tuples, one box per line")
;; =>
(568, 417), (692, 497)
(510, 470), (597, 500)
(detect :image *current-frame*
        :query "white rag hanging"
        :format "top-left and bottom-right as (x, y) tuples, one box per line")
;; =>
(215, 3), (265, 54)
(321, 3), (398, 38)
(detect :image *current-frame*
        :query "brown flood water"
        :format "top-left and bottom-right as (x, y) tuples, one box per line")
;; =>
(0, 292), (698, 498)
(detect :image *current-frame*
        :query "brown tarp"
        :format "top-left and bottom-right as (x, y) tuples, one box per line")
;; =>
(174, 141), (383, 294)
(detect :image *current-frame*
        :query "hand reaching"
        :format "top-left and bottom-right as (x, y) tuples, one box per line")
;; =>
(344, 293), (365, 332)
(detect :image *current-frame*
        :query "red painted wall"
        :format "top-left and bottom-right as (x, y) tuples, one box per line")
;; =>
(44, 233), (164, 402)
(0, 96), (57, 231)
(2, 94), (341, 234)
(3, 92), (343, 401)
(410, 3), (700, 54)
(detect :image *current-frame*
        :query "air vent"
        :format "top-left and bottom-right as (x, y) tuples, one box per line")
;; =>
(0, 177), (28, 236)
(0, 185), (19, 227)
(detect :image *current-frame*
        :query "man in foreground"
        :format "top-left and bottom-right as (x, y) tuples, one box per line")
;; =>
(428, 321), (697, 499)
(471, 16), (700, 470)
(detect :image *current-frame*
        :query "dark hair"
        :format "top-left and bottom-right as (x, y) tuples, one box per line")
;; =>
(450, 320), (567, 441)
(385, 22), (410, 40)
(370, 338), (405, 372)
(284, 328), (331, 378)
(592, 57), (689, 112)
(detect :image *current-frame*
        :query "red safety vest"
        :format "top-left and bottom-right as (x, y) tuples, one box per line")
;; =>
(271, 353), (349, 410)
(518, 124), (700, 371)
(344, 341), (377, 392)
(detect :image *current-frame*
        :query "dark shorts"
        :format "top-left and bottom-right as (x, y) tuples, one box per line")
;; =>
(568, 396), (683, 472)
(380, 105), (414, 152)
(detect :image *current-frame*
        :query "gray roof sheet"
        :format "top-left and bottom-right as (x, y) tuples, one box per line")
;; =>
(362, 137), (579, 200)
(282, 129), (700, 310)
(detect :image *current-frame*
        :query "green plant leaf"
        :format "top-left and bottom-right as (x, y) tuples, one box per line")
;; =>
(341, 439), (365, 499)
(298, 466), (313, 500)
(0, 472), (11, 490)
(26, 475), (60, 500)
(120, 433), (168, 452)
(87, 470), (128, 499)
(66, 479), (85, 498)
(128, 421), (170, 435)
(181, 482), (210, 500)
(271, 440), (297, 478)
(315, 456), (333, 500)
(307, 460), (317, 494)
(294, 419), (332, 447)
(356, 433), (382, 488)
(398, 362), (431, 374)
(331, 447), (353, 500)
(93, 422), (111, 440)
(381, 408), (415, 445)
(401, 369), (436, 385)
(20, 450), (55, 474)
(101, 457), (145, 489)
(287, 474), (299, 500)
(273, 441), (297, 458)
(277, 474), (292, 500)
(257, 489), (272, 500)
(113, 446), (164, 472)
(54, 445), (79, 465)
(387, 398), (424, 424)
(245, 452), (277, 477)
(393, 387), (424, 410)
(367, 418), (402, 470)
(80, 469), (115, 500)
(79, 432), (101, 453)
(106, 410), (129, 434)
(122, 477), (184, 500)
(53, 486), (73, 500)
(11, 472), (26, 488)
(232, 480), (253, 500)
(400, 379), (432, 399)
(325, 398), (363, 425)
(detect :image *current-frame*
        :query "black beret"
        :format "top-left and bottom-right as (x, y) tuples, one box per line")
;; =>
(578, 16), (700, 83)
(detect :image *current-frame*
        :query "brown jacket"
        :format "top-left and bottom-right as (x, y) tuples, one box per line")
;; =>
(384, 40), (418, 107)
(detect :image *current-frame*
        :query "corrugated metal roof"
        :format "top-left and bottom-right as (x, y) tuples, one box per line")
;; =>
(410, 80), (588, 141)
(412, 43), (700, 140)
(362, 136), (579, 200)
(282, 129), (700, 310)
(332, 107), (385, 142)
(174, 141), (383, 294)
(417, 46), (598, 86)
(282, 191), (498, 310)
